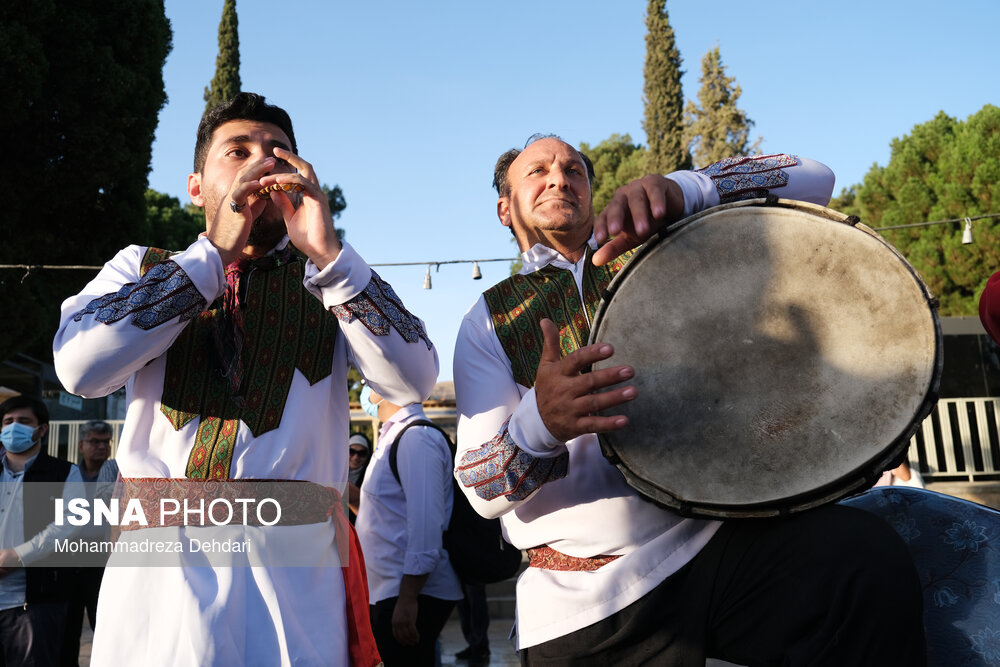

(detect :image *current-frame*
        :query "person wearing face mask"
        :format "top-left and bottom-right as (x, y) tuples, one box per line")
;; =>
(346, 432), (372, 524)
(0, 395), (83, 666)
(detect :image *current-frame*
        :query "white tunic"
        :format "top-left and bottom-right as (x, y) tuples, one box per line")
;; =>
(356, 404), (463, 604)
(453, 160), (835, 649)
(53, 236), (438, 667)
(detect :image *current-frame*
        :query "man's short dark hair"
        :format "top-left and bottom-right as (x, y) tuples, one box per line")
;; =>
(81, 420), (112, 440)
(193, 92), (298, 173)
(0, 395), (49, 425)
(492, 133), (595, 198)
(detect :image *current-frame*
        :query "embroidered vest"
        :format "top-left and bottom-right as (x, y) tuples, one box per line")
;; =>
(140, 247), (340, 479)
(482, 247), (633, 388)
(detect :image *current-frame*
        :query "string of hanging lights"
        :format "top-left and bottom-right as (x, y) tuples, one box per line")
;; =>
(5, 213), (999, 284)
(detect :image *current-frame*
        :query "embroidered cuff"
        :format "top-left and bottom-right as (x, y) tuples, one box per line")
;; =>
(696, 154), (798, 204)
(457, 419), (569, 502)
(330, 271), (432, 349)
(71, 261), (205, 330)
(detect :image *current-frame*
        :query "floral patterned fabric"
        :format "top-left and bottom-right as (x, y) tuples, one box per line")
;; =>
(72, 260), (205, 329)
(456, 418), (569, 501)
(840, 487), (1000, 666)
(330, 270), (432, 350)
(695, 154), (798, 204)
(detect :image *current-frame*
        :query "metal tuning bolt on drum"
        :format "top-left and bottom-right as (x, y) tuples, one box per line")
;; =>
(590, 198), (942, 519)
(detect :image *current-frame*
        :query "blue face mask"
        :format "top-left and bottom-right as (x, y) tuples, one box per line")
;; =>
(359, 386), (382, 419)
(0, 422), (39, 454)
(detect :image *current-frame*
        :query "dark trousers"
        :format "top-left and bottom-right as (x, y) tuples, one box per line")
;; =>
(0, 602), (67, 667)
(371, 595), (456, 667)
(458, 581), (490, 650)
(59, 568), (104, 666)
(522, 505), (926, 667)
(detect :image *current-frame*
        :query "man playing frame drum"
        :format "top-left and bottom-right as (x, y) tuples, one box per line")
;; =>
(453, 135), (925, 666)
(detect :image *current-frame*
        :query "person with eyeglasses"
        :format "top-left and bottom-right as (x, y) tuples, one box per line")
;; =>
(347, 433), (372, 524)
(61, 419), (118, 666)
(76, 420), (116, 484)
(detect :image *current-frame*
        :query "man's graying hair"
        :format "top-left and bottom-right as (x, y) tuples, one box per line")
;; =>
(81, 420), (112, 440)
(492, 133), (595, 198)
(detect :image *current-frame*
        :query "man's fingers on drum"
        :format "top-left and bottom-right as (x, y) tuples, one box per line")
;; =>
(578, 383), (636, 415)
(574, 364), (633, 396)
(579, 414), (630, 434)
(624, 188), (652, 238)
(593, 239), (628, 267)
(561, 343), (616, 378)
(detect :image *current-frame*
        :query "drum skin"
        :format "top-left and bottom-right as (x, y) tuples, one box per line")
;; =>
(590, 199), (942, 518)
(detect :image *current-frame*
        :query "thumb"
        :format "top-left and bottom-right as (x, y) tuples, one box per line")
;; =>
(539, 318), (563, 365)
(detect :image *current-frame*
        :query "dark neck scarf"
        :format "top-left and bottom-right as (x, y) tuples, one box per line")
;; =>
(213, 244), (296, 398)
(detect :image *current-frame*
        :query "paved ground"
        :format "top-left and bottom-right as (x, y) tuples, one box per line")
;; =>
(439, 611), (520, 666)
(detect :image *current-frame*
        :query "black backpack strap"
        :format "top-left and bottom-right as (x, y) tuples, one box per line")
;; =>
(388, 419), (453, 485)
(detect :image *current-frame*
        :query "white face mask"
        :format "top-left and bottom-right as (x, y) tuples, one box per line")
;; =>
(0, 422), (38, 454)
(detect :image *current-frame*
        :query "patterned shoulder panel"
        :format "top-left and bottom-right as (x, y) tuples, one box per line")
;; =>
(696, 154), (798, 204)
(330, 270), (432, 349)
(72, 247), (205, 330)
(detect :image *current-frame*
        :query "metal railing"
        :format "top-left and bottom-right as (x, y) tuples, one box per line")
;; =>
(47, 408), (457, 463)
(47, 398), (1000, 482)
(909, 398), (1000, 482)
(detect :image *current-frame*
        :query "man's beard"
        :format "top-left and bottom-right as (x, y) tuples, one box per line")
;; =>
(245, 211), (286, 249)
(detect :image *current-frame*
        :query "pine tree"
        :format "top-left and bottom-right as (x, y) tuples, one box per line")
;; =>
(833, 105), (1000, 316)
(642, 0), (690, 174)
(684, 47), (760, 168)
(204, 0), (241, 111)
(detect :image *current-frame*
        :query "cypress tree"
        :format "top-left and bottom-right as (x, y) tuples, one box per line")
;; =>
(204, 0), (241, 111)
(684, 47), (760, 168)
(642, 0), (690, 173)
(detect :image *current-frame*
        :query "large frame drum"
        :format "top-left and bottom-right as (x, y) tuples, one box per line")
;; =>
(590, 199), (942, 518)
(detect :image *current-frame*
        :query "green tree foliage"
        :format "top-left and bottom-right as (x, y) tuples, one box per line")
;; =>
(321, 184), (347, 242)
(0, 0), (171, 361)
(683, 47), (760, 168)
(832, 105), (1000, 315)
(204, 0), (241, 112)
(579, 134), (647, 215)
(140, 190), (205, 250)
(642, 0), (691, 174)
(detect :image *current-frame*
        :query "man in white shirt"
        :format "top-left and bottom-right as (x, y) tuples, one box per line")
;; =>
(356, 389), (462, 666)
(452, 135), (925, 665)
(53, 93), (437, 667)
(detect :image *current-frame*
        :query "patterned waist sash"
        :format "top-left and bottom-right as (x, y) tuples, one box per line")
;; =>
(527, 545), (622, 572)
(118, 477), (339, 531)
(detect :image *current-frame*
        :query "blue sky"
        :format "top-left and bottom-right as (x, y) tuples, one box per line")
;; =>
(150, 0), (998, 381)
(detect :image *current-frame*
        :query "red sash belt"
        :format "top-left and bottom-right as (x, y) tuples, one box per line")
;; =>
(527, 545), (622, 571)
(117, 477), (382, 666)
(118, 477), (337, 529)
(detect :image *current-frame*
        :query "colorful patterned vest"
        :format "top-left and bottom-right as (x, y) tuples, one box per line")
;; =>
(482, 247), (633, 388)
(139, 247), (340, 480)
